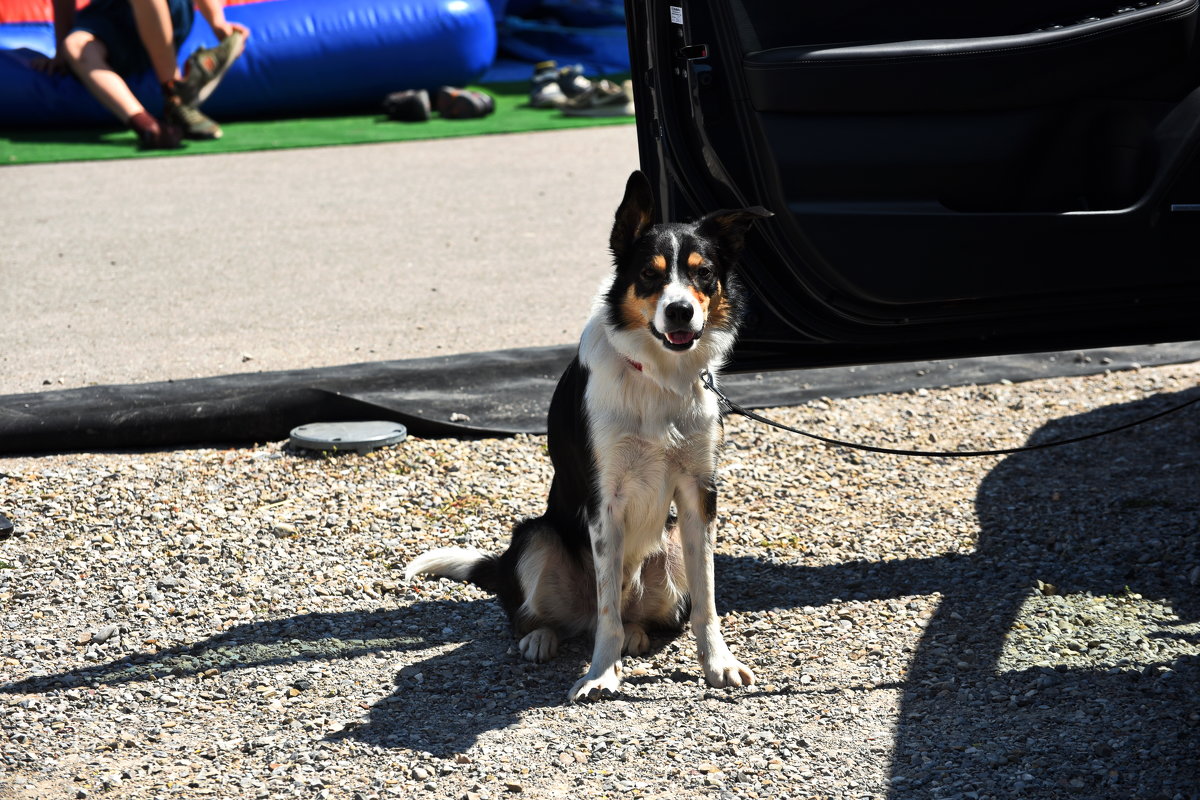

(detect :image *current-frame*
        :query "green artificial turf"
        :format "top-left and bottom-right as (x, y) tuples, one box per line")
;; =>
(0, 80), (634, 166)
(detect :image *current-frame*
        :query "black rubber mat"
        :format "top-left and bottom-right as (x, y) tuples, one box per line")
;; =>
(1, 342), (1197, 454)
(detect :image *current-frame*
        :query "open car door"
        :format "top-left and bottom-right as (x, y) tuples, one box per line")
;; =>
(625, 0), (1200, 371)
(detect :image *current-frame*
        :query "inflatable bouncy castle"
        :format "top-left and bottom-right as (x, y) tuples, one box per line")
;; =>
(0, 0), (501, 125)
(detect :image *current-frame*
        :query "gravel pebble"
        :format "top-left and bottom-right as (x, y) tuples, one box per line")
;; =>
(1, 361), (1198, 799)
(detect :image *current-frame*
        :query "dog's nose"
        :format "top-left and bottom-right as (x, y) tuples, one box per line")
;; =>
(664, 301), (694, 325)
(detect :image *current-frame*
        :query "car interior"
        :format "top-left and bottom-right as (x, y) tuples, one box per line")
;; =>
(629, 1), (1200, 367)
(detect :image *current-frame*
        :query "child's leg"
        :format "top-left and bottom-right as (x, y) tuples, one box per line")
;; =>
(62, 28), (181, 148)
(127, 0), (181, 85)
(61, 30), (145, 121)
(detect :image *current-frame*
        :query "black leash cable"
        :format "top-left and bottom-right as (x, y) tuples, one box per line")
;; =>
(700, 370), (1200, 459)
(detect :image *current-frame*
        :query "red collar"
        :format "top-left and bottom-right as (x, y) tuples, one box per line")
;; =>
(623, 356), (643, 372)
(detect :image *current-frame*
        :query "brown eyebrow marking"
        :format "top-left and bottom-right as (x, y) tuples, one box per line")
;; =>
(651, 254), (667, 271)
(687, 252), (704, 267)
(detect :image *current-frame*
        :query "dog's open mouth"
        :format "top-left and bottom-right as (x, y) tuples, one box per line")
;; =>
(651, 323), (701, 350)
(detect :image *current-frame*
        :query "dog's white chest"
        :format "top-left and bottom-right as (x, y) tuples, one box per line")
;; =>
(588, 387), (719, 540)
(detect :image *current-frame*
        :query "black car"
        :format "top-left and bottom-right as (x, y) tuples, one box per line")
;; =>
(625, 0), (1200, 371)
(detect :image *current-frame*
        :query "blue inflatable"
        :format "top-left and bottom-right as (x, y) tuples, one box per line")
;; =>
(497, 0), (628, 77)
(0, 0), (499, 126)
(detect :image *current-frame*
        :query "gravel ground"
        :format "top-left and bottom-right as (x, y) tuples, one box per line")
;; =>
(1, 361), (1198, 800)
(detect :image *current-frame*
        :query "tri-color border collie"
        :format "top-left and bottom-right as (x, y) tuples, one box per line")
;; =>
(406, 170), (772, 703)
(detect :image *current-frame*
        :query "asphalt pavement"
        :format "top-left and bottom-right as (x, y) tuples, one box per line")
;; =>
(1, 125), (639, 396)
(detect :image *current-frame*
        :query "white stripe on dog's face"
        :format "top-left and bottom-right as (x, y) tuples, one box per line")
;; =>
(654, 280), (703, 339)
(645, 233), (674, 327)
(654, 243), (710, 348)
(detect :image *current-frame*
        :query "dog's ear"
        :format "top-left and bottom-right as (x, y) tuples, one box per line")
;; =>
(610, 170), (655, 263)
(695, 206), (773, 265)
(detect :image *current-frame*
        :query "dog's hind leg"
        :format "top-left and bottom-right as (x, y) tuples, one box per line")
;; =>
(620, 539), (688, 656)
(677, 478), (754, 688)
(622, 622), (650, 656)
(513, 523), (594, 664)
(519, 627), (559, 663)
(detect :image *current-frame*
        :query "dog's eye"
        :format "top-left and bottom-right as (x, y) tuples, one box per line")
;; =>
(696, 266), (715, 282)
(640, 266), (660, 282)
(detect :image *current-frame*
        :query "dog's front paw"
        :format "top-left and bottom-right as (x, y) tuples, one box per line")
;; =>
(702, 655), (755, 689)
(568, 665), (623, 704)
(518, 627), (559, 663)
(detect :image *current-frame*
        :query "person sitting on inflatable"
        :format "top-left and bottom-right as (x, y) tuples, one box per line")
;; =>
(32, 0), (248, 148)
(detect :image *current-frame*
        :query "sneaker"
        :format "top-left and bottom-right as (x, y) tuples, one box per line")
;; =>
(176, 30), (246, 107)
(530, 59), (565, 108)
(165, 97), (223, 139)
(556, 64), (593, 100)
(383, 89), (431, 121)
(136, 119), (184, 150)
(561, 79), (635, 117)
(434, 87), (495, 119)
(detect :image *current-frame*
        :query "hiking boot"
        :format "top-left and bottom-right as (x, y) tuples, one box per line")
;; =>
(165, 95), (223, 139)
(530, 59), (565, 108)
(176, 30), (246, 107)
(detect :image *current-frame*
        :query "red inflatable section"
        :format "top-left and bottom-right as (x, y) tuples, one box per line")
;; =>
(0, 0), (265, 24)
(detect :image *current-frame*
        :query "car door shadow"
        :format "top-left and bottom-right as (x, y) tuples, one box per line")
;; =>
(879, 385), (1200, 799)
(1, 387), (1195, 789)
(720, 385), (1199, 797)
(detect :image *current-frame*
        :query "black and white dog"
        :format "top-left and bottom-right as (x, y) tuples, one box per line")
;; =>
(406, 170), (772, 702)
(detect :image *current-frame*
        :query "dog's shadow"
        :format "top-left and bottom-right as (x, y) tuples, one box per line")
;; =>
(0, 598), (601, 755)
(323, 607), (625, 753)
(2, 387), (1197, 786)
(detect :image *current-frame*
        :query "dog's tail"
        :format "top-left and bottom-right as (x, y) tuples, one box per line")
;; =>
(404, 547), (502, 594)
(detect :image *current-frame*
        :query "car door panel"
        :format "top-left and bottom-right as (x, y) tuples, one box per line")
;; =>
(626, 0), (1200, 370)
(741, 0), (1197, 113)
